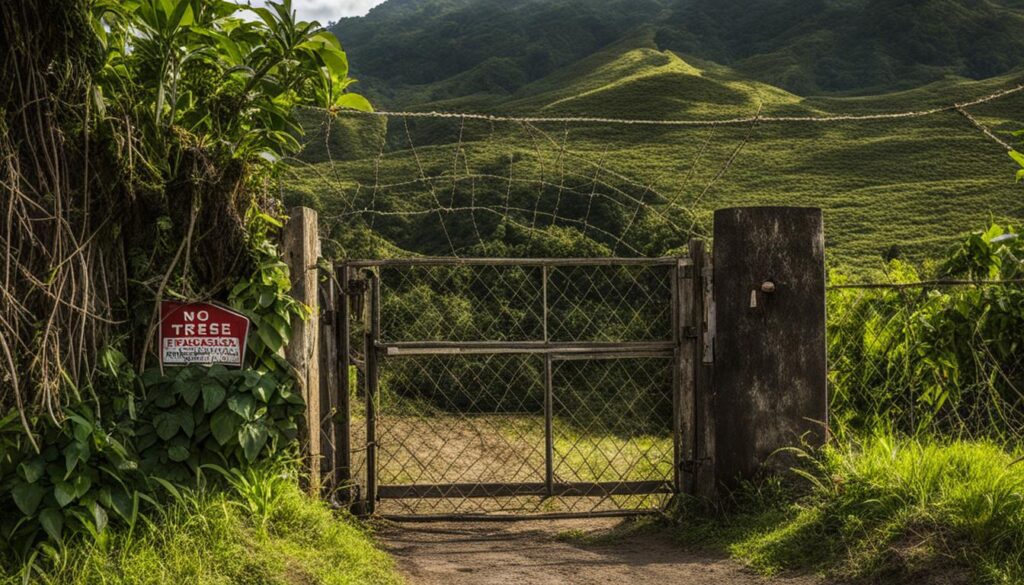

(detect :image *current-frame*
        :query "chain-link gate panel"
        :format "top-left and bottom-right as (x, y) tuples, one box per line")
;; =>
(340, 258), (690, 518)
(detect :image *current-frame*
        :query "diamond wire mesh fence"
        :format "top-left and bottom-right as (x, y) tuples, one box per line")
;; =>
(826, 281), (1024, 443)
(344, 260), (680, 516)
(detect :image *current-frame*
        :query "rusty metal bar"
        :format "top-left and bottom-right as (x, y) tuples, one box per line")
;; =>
(544, 354), (554, 498)
(345, 257), (683, 268)
(692, 240), (715, 499)
(380, 341), (676, 356)
(550, 350), (675, 361)
(678, 249), (698, 495)
(377, 480), (674, 499)
(670, 261), (682, 494)
(542, 265), (549, 343)
(336, 264), (352, 502)
(381, 510), (663, 522)
(364, 270), (380, 514)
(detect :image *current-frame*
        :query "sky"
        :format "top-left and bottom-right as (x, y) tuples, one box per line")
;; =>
(250, 0), (386, 24)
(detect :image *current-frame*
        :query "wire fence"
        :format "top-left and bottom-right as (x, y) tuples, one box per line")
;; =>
(826, 280), (1024, 443)
(344, 259), (680, 516)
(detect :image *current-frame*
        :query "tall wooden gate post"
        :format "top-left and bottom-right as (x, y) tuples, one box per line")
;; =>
(712, 207), (828, 489)
(283, 206), (322, 495)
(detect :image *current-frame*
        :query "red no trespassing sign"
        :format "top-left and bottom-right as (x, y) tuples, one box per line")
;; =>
(159, 301), (251, 367)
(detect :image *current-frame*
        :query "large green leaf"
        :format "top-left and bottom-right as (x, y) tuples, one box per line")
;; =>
(227, 393), (256, 420)
(238, 423), (269, 462)
(179, 381), (201, 406)
(64, 441), (90, 478)
(210, 409), (241, 446)
(153, 412), (179, 440)
(55, 482), (76, 508)
(39, 508), (64, 541)
(317, 47), (349, 79)
(12, 482), (45, 516)
(167, 445), (190, 462)
(175, 407), (195, 437)
(89, 500), (109, 534)
(99, 486), (133, 524)
(19, 458), (45, 484)
(253, 375), (275, 402)
(335, 93), (372, 112)
(202, 381), (227, 413)
(256, 320), (284, 353)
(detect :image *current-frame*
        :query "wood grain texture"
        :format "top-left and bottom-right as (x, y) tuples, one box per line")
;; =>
(284, 207), (322, 494)
(712, 207), (827, 488)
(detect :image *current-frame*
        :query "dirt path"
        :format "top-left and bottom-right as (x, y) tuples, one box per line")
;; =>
(376, 518), (821, 585)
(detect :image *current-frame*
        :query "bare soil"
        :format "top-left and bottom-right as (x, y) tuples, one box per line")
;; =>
(375, 518), (822, 585)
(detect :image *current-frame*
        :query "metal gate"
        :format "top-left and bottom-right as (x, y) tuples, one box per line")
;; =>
(334, 256), (707, 518)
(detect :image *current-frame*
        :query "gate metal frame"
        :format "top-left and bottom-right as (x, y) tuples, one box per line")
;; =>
(333, 255), (708, 519)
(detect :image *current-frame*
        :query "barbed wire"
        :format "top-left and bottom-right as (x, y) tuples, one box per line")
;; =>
(330, 83), (1024, 128)
(293, 78), (1022, 262)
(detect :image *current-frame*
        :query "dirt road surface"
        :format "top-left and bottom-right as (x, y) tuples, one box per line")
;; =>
(376, 518), (820, 585)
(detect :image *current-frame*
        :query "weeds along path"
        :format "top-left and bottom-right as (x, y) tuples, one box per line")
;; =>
(375, 518), (819, 585)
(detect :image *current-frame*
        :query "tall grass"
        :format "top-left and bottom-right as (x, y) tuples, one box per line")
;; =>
(1, 464), (402, 585)
(676, 435), (1024, 584)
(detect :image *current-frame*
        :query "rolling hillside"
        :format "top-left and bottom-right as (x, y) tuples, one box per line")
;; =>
(331, 0), (1024, 102)
(285, 2), (1024, 276)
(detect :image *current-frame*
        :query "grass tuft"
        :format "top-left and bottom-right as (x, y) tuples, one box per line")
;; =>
(1, 465), (403, 585)
(673, 436), (1024, 584)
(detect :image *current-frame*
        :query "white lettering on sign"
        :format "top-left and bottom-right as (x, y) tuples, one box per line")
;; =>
(169, 323), (232, 335)
(159, 301), (249, 367)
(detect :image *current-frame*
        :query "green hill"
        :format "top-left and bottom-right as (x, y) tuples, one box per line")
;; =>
(331, 0), (1024, 101)
(288, 33), (1024, 275)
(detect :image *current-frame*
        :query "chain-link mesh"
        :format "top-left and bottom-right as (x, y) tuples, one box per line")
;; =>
(827, 282), (1024, 442)
(379, 265), (545, 342)
(547, 266), (674, 342)
(346, 260), (680, 516)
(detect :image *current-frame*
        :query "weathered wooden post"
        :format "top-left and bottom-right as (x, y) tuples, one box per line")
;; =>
(677, 239), (718, 499)
(283, 206), (322, 494)
(712, 207), (828, 489)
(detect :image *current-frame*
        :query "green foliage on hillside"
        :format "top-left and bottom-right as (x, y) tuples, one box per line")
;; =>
(659, 0), (1024, 94)
(331, 0), (1024, 101)
(287, 40), (1023, 273)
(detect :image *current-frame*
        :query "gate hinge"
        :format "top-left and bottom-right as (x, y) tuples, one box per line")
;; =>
(682, 326), (699, 339)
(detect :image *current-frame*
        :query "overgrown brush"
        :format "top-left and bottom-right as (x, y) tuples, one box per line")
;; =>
(0, 0), (370, 557)
(828, 223), (1024, 442)
(675, 436), (1024, 584)
(0, 462), (401, 584)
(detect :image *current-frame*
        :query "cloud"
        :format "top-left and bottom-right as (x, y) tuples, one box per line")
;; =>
(251, 0), (384, 24)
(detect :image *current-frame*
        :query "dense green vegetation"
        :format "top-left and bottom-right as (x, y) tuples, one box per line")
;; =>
(0, 0), (376, 579)
(332, 0), (1024, 101)
(673, 435), (1024, 584)
(828, 224), (1024, 440)
(0, 464), (401, 584)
